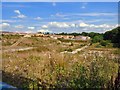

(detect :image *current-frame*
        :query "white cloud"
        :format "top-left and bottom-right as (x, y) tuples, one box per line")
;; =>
(34, 17), (42, 20)
(13, 10), (26, 19)
(28, 27), (35, 30)
(79, 22), (115, 29)
(53, 13), (117, 17)
(51, 13), (66, 18)
(39, 21), (117, 33)
(48, 22), (70, 28)
(0, 23), (10, 31)
(70, 24), (76, 27)
(115, 24), (118, 27)
(81, 13), (117, 16)
(41, 25), (48, 28)
(25, 31), (33, 33)
(15, 25), (24, 29)
(79, 22), (88, 27)
(37, 29), (51, 33)
(17, 14), (26, 18)
(14, 10), (21, 14)
(41, 22), (116, 30)
(15, 31), (20, 33)
(1, 23), (10, 27)
(55, 13), (65, 17)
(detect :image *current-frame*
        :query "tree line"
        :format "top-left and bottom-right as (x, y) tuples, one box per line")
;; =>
(57, 27), (120, 48)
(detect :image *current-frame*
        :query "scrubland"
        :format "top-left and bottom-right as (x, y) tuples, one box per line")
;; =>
(1, 35), (119, 89)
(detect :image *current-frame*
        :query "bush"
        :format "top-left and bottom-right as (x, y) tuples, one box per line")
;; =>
(92, 35), (103, 43)
(100, 40), (110, 47)
(95, 44), (102, 48)
(64, 48), (73, 52)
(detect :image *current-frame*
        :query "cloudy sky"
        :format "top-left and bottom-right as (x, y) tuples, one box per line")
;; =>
(1, 2), (118, 33)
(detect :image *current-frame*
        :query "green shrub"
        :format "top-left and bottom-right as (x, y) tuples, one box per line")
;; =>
(92, 35), (103, 43)
(95, 44), (102, 48)
(64, 48), (73, 52)
(100, 40), (111, 47)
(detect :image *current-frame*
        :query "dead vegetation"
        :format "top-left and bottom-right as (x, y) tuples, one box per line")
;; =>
(2, 34), (119, 89)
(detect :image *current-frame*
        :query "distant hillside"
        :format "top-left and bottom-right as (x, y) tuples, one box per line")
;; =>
(104, 27), (120, 47)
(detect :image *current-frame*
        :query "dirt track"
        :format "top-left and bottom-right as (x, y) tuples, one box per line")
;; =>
(61, 43), (90, 54)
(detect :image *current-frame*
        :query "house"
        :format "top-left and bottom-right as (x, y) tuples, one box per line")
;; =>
(24, 34), (31, 37)
(74, 36), (90, 41)
(33, 33), (44, 37)
(50, 35), (63, 39)
(50, 35), (74, 40)
(61, 35), (74, 39)
(49, 34), (90, 41)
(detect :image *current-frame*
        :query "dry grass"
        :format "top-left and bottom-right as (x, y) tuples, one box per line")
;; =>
(2, 35), (119, 88)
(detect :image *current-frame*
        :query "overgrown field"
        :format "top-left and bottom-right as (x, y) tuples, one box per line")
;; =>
(2, 35), (119, 89)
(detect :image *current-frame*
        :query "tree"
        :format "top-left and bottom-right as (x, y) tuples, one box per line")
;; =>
(104, 27), (120, 47)
(81, 32), (88, 36)
(92, 35), (103, 43)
